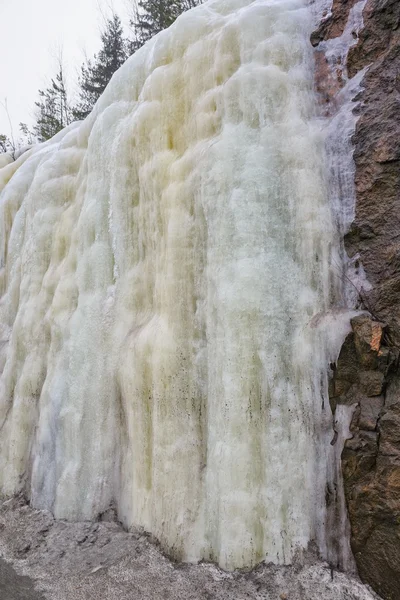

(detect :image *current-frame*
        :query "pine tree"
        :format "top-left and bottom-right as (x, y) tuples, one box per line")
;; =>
(129, 0), (200, 53)
(0, 125), (34, 158)
(73, 14), (128, 120)
(19, 123), (35, 146)
(33, 65), (71, 142)
(0, 134), (13, 155)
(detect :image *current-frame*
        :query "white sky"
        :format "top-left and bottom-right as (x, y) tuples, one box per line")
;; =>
(0, 0), (130, 140)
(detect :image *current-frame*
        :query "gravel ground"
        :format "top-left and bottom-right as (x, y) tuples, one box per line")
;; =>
(0, 558), (45, 600)
(0, 496), (381, 600)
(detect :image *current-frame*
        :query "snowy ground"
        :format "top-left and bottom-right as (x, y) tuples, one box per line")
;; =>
(0, 496), (380, 600)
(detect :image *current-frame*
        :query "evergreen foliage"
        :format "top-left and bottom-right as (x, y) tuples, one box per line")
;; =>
(19, 123), (35, 146)
(129, 0), (200, 52)
(0, 134), (13, 155)
(33, 66), (71, 142)
(3, 0), (204, 147)
(72, 14), (128, 120)
(0, 124), (33, 158)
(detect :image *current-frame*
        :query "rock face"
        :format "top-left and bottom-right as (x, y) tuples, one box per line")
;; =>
(331, 316), (400, 599)
(314, 1), (400, 598)
(346, 0), (400, 346)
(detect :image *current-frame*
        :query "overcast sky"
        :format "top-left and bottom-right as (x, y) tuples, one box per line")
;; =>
(0, 0), (129, 140)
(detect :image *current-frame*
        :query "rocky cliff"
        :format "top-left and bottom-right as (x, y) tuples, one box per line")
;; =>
(313, 1), (400, 598)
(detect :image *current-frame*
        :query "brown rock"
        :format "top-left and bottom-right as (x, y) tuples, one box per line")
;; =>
(354, 524), (400, 600)
(351, 315), (384, 369)
(341, 383), (365, 406)
(314, 50), (343, 115)
(314, 0), (400, 595)
(311, 0), (361, 47)
(345, 0), (400, 346)
(379, 411), (400, 455)
(333, 378), (354, 398)
(358, 396), (384, 430)
(342, 376), (400, 600)
(344, 430), (378, 455)
(359, 370), (385, 397)
(331, 334), (359, 400)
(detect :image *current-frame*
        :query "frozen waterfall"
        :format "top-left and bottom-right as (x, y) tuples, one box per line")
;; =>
(0, 0), (355, 571)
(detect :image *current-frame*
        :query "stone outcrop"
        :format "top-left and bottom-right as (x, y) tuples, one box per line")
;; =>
(313, 1), (400, 598)
(330, 316), (400, 599)
(346, 0), (400, 345)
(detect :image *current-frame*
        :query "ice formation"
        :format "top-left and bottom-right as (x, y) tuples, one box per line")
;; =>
(0, 0), (356, 571)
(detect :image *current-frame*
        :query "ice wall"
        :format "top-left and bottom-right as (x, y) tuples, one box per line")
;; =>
(0, 0), (351, 570)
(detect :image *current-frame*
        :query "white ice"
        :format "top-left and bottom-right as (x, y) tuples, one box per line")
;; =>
(0, 0), (356, 570)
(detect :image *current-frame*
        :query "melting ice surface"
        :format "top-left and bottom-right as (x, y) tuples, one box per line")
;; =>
(0, 0), (354, 571)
